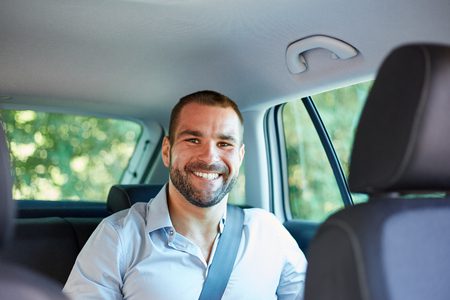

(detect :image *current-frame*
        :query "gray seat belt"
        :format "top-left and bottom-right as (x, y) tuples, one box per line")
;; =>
(198, 204), (244, 300)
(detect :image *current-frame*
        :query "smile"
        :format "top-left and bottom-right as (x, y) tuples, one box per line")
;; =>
(193, 171), (220, 180)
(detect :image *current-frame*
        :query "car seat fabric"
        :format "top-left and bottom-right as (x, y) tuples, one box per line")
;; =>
(304, 44), (450, 300)
(106, 184), (163, 213)
(0, 122), (68, 300)
(348, 44), (450, 193)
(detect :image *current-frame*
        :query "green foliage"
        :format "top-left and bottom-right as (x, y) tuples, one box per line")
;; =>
(283, 81), (372, 221)
(315, 82), (372, 177)
(0, 110), (141, 202)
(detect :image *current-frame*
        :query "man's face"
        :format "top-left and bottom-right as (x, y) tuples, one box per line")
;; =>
(162, 102), (245, 208)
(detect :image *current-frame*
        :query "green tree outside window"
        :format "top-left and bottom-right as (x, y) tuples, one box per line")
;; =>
(0, 110), (142, 202)
(283, 81), (371, 221)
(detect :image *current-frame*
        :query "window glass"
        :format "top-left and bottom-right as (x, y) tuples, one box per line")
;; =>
(283, 101), (342, 221)
(227, 163), (245, 206)
(0, 110), (142, 202)
(282, 81), (371, 221)
(313, 81), (372, 204)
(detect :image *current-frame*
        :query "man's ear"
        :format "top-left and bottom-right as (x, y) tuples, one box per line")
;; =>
(161, 136), (171, 167)
(239, 143), (245, 165)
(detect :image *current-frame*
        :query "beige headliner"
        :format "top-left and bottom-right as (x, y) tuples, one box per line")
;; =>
(1, 0), (449, 125)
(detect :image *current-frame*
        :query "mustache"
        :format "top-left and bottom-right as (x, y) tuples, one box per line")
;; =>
(185, 161), (229, 175)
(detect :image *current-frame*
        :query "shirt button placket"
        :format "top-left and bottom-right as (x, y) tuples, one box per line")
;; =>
(167, 228), (175, 246)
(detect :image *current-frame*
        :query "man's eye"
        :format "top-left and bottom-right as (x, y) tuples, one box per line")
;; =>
(187, 138), (199, 144)
(218, 142), (232, 147)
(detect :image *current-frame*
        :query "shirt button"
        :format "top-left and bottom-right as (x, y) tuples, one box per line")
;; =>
(169, 229), (174, 235)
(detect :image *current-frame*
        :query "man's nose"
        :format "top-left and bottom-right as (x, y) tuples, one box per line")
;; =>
(197, 142), (219, 163)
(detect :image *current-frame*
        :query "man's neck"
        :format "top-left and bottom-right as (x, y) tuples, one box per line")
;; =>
(166, 183), (227, 262)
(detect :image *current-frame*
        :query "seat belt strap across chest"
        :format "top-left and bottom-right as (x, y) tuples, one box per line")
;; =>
(198, 204), (244, 300)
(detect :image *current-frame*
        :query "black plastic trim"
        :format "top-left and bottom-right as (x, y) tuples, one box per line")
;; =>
(302, 96), (353, 207)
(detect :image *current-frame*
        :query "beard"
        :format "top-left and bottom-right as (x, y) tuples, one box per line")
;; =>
(169, 160), (238, 208)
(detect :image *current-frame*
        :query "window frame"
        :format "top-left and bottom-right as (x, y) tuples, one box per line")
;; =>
(264, 105), (288, 219)
(122, 121), (165, 185)
(300, 96), (353, 207)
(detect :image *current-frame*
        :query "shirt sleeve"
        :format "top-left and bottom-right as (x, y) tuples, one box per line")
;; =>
(63, 219), (125, 300)
(276, 226), (308, 300)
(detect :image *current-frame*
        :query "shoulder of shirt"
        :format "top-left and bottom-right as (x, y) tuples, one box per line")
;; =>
(242, 207), (303, 254)
(243, 207), (284, 228)
(99, 202), (148, 231)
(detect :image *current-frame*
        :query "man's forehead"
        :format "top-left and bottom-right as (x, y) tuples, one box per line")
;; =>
(177, 103), (241, 126)
(174, 104), (243, 140)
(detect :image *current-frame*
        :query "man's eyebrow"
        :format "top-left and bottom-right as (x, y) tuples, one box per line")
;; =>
(177, 130), (203, 138)
(218, 134), (239, 144)
(177, 130), (241, 144)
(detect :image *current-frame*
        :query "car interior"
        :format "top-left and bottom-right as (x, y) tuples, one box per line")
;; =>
(304, 44), (450, 300)
(0, 115), (67, 299)
(0, 0), (450, 298)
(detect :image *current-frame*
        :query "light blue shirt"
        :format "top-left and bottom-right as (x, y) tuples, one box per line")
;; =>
(63, 185), (307, 299)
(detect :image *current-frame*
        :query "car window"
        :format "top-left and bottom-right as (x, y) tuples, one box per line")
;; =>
(313, 81), (372, 204)
(0, 109), (142, 202)
(282, 81), (371, 221)
(227, 163), (245, 206)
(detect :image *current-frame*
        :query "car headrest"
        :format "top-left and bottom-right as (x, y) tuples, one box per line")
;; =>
(348, 44), (450, 194)
(0, 123), (15, 248)
(106, 184), (163, 213)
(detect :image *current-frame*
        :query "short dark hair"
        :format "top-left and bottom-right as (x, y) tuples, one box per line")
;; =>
(168, 90), (244, 144)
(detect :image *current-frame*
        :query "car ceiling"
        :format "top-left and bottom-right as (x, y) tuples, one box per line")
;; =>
(0, 0), (449, 125)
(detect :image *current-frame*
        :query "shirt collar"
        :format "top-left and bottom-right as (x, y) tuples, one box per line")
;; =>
(145, 183), (228, 234)
(145, 184), (173, 233)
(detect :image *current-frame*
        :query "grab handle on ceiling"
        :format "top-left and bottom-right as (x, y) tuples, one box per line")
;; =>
(286, 35), (358, 74)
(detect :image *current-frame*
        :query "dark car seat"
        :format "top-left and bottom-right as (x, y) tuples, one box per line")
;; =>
(106, 184), (163, 213)
(0, 122), (67, 299)
(304, 44), (450, 300)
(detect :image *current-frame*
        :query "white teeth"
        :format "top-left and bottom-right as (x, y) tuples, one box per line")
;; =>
(193, 171), (219, 180)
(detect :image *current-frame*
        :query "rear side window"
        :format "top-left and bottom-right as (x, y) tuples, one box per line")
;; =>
(282, 81), (371, 221)
(0, 110), (142, 202)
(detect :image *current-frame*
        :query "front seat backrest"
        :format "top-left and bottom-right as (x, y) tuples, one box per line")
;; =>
(0, 122), (68, 299)
(304, 44), (450, 300)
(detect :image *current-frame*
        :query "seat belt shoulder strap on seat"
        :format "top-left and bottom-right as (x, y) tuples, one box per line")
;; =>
(198, 204), (245, 300)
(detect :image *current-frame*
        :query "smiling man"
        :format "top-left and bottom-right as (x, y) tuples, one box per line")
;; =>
(63, 91), (307, 300)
